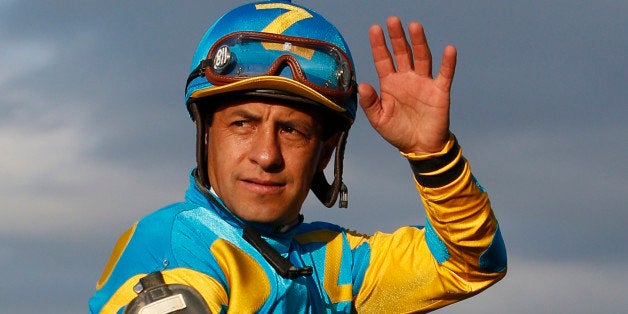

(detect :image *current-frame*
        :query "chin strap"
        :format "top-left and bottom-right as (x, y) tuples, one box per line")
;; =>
(189, 102), (210, 188)
(311, 130), (349, 208)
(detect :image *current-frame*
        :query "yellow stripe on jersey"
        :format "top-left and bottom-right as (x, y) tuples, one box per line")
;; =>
(210, 239), (271, 312)
(295, 229), (353, 303)
(96, 223), (137, 290)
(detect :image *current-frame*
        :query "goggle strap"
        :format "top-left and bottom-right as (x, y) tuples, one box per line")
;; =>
(186, 64), (202, 91)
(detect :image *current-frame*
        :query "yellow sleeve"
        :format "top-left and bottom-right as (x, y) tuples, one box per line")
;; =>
(354, 134), (507, 313)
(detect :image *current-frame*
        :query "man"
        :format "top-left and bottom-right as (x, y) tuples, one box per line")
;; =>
(90, 1), (507, 313)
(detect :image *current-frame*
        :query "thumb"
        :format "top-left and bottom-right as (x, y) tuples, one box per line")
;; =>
(358, 82), (381, 119)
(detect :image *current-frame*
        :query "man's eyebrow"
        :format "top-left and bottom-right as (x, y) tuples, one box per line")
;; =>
(223, 107), (320, 133)
(227, 109), (261, 121)
(277, 118), (314, 129)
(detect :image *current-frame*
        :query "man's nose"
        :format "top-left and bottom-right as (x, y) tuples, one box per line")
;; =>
(248, 128), (284, 172)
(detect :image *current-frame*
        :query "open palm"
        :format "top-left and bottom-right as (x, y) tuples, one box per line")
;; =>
(359, 17), (457, 155)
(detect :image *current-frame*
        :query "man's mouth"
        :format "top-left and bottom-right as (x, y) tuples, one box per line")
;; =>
(241, 178), (285, 194)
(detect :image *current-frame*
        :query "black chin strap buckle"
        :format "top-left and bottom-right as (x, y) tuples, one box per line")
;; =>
(242, 226), (312, 279)
(286, 265), (314, 279)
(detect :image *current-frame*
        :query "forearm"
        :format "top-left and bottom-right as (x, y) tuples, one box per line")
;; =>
(353, 136), (505, 312)
(405, 133), (507, 283)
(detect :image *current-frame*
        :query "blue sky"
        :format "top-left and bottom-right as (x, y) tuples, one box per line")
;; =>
(1, 0), (626, 313)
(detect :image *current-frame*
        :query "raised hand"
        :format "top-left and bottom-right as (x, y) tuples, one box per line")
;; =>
(358, 16), (457, 155)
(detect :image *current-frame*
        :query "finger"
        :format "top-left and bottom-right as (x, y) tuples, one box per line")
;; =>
(368, 24), (396, 78)
(386, 16), (413, 72)
(434, 45), (457, 92)
(408, 21), (432, 77)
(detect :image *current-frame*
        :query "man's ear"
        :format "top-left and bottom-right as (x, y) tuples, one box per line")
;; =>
(316, 132), (340, 172)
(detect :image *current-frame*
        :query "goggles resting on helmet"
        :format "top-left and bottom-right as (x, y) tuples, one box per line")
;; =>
(187, 31), (356, 107)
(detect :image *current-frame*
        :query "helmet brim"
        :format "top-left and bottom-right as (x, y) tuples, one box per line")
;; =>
(188, 75), (347, 114)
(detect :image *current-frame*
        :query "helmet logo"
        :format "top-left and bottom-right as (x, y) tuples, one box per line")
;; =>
(213, 45), (234, 74)
(255, 3), (313, 35)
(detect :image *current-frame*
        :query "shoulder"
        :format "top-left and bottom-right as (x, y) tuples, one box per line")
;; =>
(132, 202), (200, 241)
(109, 201), (216, 267)
(141, 201), (200, 225)
(94, 202), (224, 288)
(132, 201), (237, 255)
(107, 202), (201, 260)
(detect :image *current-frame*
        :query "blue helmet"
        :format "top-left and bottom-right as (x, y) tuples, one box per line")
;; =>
(186, 0), (355, 207)
(185, 0), (357, 122)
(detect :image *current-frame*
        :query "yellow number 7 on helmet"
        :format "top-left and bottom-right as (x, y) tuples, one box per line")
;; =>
(255, 2), (315, 59)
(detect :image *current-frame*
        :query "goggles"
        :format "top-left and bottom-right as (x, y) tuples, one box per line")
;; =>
(188, 31), (356, 105)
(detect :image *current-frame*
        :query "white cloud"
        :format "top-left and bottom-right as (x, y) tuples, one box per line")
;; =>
(0, 121), (95, 235)
(0, 125), (83, 184)
(0, 119), (188, 237)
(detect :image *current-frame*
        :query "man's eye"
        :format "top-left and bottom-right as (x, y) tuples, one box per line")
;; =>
(282, 126), (297, 134)
(228, 120), (255, 134)
(232, 120), (248, 127)
(280, 125), (308, 137)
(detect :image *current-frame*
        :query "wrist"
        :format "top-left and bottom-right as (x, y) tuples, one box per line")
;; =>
(400, 132), (455, 160)
(402, 133), (466, 187)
